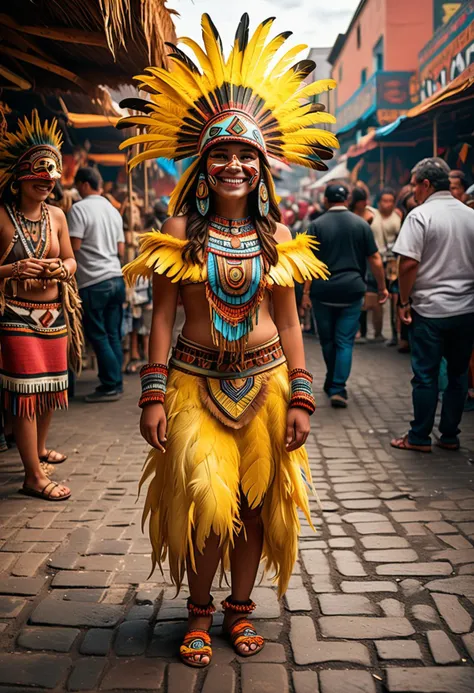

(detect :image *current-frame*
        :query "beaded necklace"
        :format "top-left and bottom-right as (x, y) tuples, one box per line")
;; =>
(206, 215), (267, 357)
(6, 202), (51, 260)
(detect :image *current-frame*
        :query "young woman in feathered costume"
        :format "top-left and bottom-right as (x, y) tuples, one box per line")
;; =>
(121, 13), (338, 667)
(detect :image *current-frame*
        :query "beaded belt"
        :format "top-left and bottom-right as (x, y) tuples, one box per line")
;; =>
(170, 334), (286, 380)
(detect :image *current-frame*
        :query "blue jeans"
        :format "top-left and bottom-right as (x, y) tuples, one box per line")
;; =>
(313, 299), (363, 398)
(80, 277), (125, 391)
(408, 310), (474, 446)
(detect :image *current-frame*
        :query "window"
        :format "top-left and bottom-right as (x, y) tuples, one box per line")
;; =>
(361, 68), (367, 85)
(338, 64), (343, 82)
(357, 25), (361, 49)
(373, 36), (384, 72)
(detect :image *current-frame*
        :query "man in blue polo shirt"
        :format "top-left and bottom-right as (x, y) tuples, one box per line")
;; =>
(303, 184), (388, 408)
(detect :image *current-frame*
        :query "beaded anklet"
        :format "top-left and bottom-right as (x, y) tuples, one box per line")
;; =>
(138, 363), (169, 408)
(187, 597), (216, 617)
(289, 368), (316, 415)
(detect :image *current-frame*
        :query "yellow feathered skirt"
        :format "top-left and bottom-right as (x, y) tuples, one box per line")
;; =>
(139, 362), (314, 597)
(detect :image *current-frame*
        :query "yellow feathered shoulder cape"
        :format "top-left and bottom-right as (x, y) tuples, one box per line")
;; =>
(122, 231), (328, 287)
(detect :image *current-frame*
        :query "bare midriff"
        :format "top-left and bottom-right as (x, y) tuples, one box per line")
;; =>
(0, 214), (62, 302)
(180, 282), (278, 350)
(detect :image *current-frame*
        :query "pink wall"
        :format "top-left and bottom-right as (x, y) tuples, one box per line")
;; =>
(332, 0), (386, 107)
(332, 0), (433, 108)
(385, 0), (434, 70)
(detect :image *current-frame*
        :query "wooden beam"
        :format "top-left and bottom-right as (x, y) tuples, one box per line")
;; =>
(19, 26), (108, 48)
(0, 17), (54, 59)
(0, 45), (92, 92)
(0, 63), (31, 90)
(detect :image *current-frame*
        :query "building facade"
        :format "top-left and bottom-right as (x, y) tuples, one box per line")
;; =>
(329, 0), (435, 150)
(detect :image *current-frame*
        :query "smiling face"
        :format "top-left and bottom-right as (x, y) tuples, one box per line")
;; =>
(206, 143), (260, 203)
(20, 179), (55, 203)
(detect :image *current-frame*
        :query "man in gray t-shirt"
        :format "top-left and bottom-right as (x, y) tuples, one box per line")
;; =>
(391, 158), (474, 453)
(69, 167), (126, 403)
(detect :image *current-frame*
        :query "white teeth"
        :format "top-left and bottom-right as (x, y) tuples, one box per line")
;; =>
(221, 178), (245, 184)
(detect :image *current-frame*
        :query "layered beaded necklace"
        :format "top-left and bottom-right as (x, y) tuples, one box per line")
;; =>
(6, 202), (51, 260)
(206, 215), (267, 357)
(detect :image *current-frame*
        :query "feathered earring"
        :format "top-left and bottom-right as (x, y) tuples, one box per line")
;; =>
(258, 178), (270, 217)
(196, 173), (210, 216)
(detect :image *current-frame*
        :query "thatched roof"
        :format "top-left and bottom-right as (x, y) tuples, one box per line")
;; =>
(0, 0), (177, 94)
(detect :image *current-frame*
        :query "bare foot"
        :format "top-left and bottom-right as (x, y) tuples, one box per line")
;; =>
(24, 473), (71, 499)
(187, 614), (212, 665)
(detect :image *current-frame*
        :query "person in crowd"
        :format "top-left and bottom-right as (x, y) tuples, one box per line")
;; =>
(395, 185), (418, 353)
(68, 167), (125, 403)
(391, 158), (474, 452)
(349, 186), (374, 344)
(449, 170), (470, 203)
(302, 184), (388, 408)
(0, 111), (83, 500)
(371, 188), (402, 345)
(102, 181), (122, 210)
(121, 13), (336, 667)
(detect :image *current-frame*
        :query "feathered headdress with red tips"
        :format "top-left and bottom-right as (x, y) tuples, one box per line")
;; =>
(118, 13), (339, 215)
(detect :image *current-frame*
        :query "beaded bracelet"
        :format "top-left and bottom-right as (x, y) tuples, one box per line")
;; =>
(289, 368), (316, 415)
(138, 363), (169, 408)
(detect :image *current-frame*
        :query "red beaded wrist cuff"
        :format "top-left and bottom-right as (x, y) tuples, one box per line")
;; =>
(138, 363), (168, 409)
(289, 368), (315, 414)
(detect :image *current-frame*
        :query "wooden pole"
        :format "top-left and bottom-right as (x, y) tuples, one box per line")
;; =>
(144, 160), (149, 213)
(379, 145), (385, 190)
(433, 116), (438, 157)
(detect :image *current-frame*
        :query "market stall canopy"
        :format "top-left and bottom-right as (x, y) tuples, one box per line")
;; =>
(0, 0), (177, 94)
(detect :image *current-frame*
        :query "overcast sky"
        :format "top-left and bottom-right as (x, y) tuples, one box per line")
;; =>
(167, 0), (359, 52)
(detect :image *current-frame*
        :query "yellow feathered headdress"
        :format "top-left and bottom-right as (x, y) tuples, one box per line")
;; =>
(118, 13), (339, 214)
(0, 109), (63, 195)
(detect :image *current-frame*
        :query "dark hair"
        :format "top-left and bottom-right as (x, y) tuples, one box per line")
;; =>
(379, 187), (396, 201)
(180, 154), (280, 269)
(349, 186), (367, 211)
(75, 166), (102, 191)
(412, 157), (450, 192)
(449, 170), (470, 192)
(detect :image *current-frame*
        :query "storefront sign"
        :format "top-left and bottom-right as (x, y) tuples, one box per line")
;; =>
(336, 74), (376, 132)
(419, 3), (474, 100)
(433, 1), (463, 31)
(377, 72), (418, 111)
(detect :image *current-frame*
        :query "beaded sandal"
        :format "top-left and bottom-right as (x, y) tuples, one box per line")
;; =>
(179, 597), (215, 668)
(221, 596), (265, 657)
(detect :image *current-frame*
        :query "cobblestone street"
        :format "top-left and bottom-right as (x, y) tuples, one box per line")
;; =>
(1, 338), (474, 693)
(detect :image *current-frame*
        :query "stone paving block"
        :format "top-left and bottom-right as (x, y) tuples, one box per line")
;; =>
(341, 581), (398, 593)
(427, 522), (458, 535)
(386, 667), (474, 692)
(0, 596), (26, 618)
(364, 549), (418, 563)
(354, 522), (396, 534)
(311, 577), (335, 593)
(376, 562), (453, 576)
(332, 550), (367, 577)
(375, 639), (422, 660)
(47, 552), (78, 570)
(0, 653), (71, 689)
(411, 604), (438, 624)
(68, 658), (105, 691)
(80, 628), (114, 655)
(17, 627), (80, 652)
(462, 632), (474, 660)
(319, 616), (415, 639)
(241, 664), (289, 693)
(290, 616), (370, 666)
(293, 671), (319, 693)
(51, 571), (113, 588)
(114, 619), (149, 656)
(237, 643), (286, 663)
(361, 536), (410, 549)
(0, 577), (46, 596)
(319, 670), (376, 693)
(285, 589), (312, 612)
(168, 663), (198, 693)
(202, 665), (236, 693)
(124, 604), (154, 621)
(379, 599), (405, 617)
(442, 535), (474, 550)
(328, 538), (355, 548)
(15, 528), (69, 542)
(402, 523), (428, 536)
(391, 511), (442, 523)
(432, 549), (474, 565)
(342, 512), (388, 524)
(301, 550), (330, 575)
(427, 631), (461, 664)
(10, 554), (46, 577)
(425, 576), (474, 598)
(341, 499), (381, 509)
(431, 593), (473, 633)
(318, 594), (378, 616)
(30, 597), (123, 627)
(101, 660), (166, 690)
(86, 539), (130, 555)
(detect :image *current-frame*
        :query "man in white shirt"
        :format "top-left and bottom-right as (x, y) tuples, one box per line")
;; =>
(391, 158), (474, 453)
(68, 167), (126, 403)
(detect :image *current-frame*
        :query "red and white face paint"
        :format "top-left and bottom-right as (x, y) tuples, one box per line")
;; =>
(206, 144), (261, 203)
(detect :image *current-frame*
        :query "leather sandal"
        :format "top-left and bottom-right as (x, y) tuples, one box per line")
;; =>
(39, 450), (68, 465)
(179, 597), (215, 668)
(390, 435), (431, 454)
(221, 596), (265, 657)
